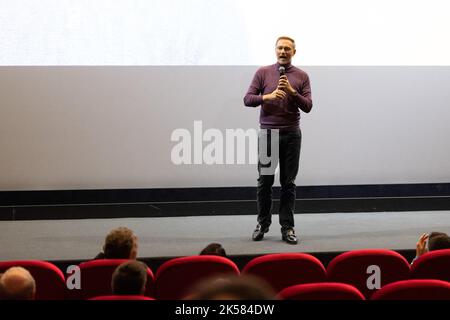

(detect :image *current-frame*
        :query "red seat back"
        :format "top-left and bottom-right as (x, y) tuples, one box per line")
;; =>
(278, 282), (365, 300)
(90, 295), (154, 300)
(371, 279), (450, 300)
(242, 253), (326, 293)
(0, 260), (66, 300)
(410, 249), (450, 282)
(69, 259), (154, 299)
(326, 249), (410, 299)
(154, 255), (240, 300)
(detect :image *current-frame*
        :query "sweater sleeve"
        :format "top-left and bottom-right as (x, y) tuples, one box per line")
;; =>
(243, 69), (264, 107)
(292, 73), (313, 113)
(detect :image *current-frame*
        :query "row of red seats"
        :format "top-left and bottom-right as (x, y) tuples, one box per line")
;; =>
(1, 248), (449, 300)
(278, 280), (450, 300)
(89, 279), (450, 300)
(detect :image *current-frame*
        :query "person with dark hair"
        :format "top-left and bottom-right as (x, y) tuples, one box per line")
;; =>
(429, 233), (450, 250)
(244, 36), (313, 245)
(95, 227), (138, 259)
(200, 243), (227, 257)
(0, 267), (36, 300)
(111, 260), (148, 296)
(411, 231), (450, 265)
(185, 275), (276, 300)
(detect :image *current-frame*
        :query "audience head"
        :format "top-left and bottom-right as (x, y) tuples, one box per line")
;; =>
(185, 275), (276, 300)
(103, 227), (138, 259)
(200, 243), (227, 257)
(416, 231), (450, 259)
(111, 260), (148, 295)
(428, 232), (450, 251)
(0, 267), (36, 300)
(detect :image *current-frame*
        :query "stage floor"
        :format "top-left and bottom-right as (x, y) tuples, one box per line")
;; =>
(1, 210), (449, 262)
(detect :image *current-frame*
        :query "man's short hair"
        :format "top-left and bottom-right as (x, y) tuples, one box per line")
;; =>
(275, 36), (296, 49)
(0, 267), (36, 300)
(200, 243), (227, 257)
(429, 234), (450, 251)
(112, 260), (148, 295)
(103, 227), (137, 259)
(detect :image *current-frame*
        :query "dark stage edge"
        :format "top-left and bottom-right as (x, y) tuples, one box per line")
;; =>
(1, 197), (450, 220)
(1, 183), (450, 220)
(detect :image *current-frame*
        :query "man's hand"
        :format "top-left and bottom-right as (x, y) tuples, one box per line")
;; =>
(278, 75), (297, 96)
(262, 75), (298, 101)
(416, 233), (429, 257)
(263, 88), (287, 101)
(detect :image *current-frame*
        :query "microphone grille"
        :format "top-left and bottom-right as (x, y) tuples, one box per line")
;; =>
(279, 66), (286, 75)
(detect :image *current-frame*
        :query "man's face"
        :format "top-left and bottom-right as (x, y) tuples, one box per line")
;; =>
(276, 39), (296, 65)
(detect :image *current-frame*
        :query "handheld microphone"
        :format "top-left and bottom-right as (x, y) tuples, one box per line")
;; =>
(278, 66), (286, 76)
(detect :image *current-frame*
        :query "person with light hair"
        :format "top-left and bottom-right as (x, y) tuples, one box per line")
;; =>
(95, 226), (139, 259)
(0, 266), (36, 300)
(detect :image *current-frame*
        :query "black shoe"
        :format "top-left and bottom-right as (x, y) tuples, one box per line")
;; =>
(282, 228), (298, 245)
(252, 224), (269, 241)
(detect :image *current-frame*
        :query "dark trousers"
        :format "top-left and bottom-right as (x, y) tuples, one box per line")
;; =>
(257, 128), (301, 232)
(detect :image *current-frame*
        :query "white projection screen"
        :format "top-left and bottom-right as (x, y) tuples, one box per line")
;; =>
(1, 0), (450, 190)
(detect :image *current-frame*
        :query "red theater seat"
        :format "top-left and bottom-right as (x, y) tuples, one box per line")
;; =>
(242, 253), (326, 293)
(0, 260), (66, 300)
(154, 255), (240, 300)
(278, 282), (365, 300)
(410, 249), (450, 282)
(371, 279), (450, 300)
(326, 249), (410, 299)
(69, 259), (154, 299)
(89, 295), (154, 300)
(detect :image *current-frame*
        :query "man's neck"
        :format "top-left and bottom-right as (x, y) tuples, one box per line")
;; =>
(276, 62), (292, 69)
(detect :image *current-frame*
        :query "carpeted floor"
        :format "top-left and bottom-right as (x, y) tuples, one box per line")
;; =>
(1, 210), (449, 261)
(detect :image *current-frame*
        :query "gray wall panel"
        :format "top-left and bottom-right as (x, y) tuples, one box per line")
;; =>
(0, 66), (449, 190)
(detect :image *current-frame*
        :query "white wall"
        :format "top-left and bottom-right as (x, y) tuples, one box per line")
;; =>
(1, 0), (450, 190)
(1, 0), (450, 66)
(1, 66), (449, 190)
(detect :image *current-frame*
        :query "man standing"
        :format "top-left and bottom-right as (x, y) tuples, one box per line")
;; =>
(244, 36), (312, 244)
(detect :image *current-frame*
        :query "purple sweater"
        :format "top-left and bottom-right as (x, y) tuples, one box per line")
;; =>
(243, 63), (313, 130)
